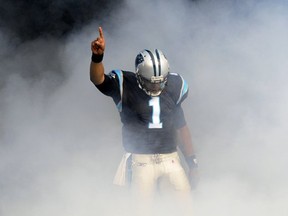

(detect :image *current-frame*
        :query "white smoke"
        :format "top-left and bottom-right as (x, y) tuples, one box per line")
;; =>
(1, 0), (288, 215)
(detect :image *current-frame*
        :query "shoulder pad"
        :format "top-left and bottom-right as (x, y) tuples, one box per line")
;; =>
(169, 72), (179, 76)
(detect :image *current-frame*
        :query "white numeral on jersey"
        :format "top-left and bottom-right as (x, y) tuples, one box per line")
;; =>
(148, 97), (163, 129)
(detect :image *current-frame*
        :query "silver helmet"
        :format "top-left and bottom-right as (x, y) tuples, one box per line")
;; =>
(135, 49), (170, 96)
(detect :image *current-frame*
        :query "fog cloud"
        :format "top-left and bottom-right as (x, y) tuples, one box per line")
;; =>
(1, 0), (288, 215)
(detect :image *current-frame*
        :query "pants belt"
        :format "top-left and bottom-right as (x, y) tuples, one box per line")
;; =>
(132, 152), (178, 164)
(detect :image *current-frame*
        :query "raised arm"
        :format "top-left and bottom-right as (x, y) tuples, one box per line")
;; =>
(90, 27), (106, 85)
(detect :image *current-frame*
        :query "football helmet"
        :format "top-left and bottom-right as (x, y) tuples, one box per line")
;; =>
(135, 49), (169, 96)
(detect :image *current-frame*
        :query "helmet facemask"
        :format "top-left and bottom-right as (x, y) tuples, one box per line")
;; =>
(136, 73), (167, 96)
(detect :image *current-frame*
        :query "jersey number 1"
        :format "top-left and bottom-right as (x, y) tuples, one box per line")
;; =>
(149, 97), (163, 129)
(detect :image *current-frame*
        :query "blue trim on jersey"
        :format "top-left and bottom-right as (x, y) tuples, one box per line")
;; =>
(112, 69), (123, 112)
(177, 76), (188, 104)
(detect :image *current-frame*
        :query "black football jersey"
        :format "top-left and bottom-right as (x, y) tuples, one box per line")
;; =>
(95, 70), (189, 154)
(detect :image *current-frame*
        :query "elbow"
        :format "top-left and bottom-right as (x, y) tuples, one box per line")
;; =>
(90, 75), (96, 85)
(90, 75), (95, 83)
(90, 74), (105, 86)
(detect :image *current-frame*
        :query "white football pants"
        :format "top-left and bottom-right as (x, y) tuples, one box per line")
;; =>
(130, 152), (191, 199)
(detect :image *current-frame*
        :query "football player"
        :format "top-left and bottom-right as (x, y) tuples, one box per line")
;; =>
(90, 27), (198, 198)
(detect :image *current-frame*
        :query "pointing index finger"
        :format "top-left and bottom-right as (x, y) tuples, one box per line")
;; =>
(98, 27), (104, 38)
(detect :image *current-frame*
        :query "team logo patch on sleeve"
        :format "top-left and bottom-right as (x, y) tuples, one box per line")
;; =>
(109, 72), (116, 79)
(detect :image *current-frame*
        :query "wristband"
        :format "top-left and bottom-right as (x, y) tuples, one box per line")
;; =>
(91, 53), (104, 63)
(186, 155), (198, 169)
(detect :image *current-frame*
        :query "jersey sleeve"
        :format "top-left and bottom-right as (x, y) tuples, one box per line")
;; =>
(168, 73), (189, 105)
(176, 75), (189, 105)
(95, 71), (122, 111)
(168, 73), (189, 129)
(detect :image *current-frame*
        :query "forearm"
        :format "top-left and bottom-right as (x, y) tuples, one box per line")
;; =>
(90, 61), (105, 85)
(178, 124), (198, 169)
(178, 124), (195, 157)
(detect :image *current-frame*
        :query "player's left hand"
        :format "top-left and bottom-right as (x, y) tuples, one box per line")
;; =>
(189, 167), (199, 190)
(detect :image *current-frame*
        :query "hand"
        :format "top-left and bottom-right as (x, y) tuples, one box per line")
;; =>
(91, 27), (105, 55)
(189, 167), (199, 190)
